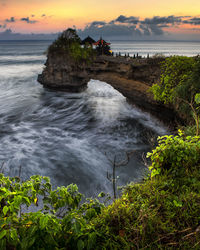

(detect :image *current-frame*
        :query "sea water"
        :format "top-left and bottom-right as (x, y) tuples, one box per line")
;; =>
(1, 40), (197, 196)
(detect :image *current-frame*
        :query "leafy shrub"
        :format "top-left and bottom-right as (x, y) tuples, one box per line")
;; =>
(147, 130), (200, 177)
(0, 174), (103, 249)
(69, 42), (95, 64)
(47, 28), (96, 64)
(150, 56), (200, 131)
(48, 28), (81, 52)
(150, 56), (196, 104)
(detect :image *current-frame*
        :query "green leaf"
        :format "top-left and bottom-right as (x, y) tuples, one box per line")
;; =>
(0, 230), (6, 240)
(195, 93), (200, 104)
(73, 221), (81, 234)
(39, 216), (49, 230)
(10, 229), (18, 241)
(98, 192), (105, 198)
(87, 232), (96, 250)
(3, 206), (8, 216)
(151, 169), (160, 178)
(173, 200), (183, 207)
(77, 239), (84, 250)
(27, 237), (36, 248)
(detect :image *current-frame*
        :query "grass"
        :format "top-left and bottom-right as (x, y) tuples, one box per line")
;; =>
(91, 167), (200, 249)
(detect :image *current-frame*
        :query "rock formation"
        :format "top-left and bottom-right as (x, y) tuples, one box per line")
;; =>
(38, 28), (90, 92)
(38, 50), (90, 92)
(38, 29), (181, 128)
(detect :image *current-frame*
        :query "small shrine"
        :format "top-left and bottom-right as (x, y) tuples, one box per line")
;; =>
(93, 37), (112, 55)
(81, 36), (96, 46)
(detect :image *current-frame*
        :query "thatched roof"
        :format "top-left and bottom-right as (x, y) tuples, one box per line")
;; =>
(81, 36), (96, 45)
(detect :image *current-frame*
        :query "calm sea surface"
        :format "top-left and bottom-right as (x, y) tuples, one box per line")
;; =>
(1, 39), (195, 196)
(111, 40), (200, 57)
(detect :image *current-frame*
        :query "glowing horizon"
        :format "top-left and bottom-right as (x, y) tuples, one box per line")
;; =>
(1, 0), (200, 39)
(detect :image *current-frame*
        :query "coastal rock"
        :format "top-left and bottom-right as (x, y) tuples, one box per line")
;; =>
(85, 56), (180, 127)
(38, 51), (89, 92)
(38, 34), (181, 127)
(38, 28), (89, 92)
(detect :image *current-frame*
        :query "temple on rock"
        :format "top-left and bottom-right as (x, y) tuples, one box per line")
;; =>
(93, 37), (112, 55)
(81, 36), (96, 46)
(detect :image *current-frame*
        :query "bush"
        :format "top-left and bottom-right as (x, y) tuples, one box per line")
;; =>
(47, 28), (96, 64)
(0, 174), (103, 249)
(150, 56), (196, 104)
(150, 56), (200, 130)
(147, 130), (200, 177)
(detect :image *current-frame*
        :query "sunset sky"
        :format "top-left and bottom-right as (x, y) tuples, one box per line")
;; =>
(1, 0), (200, 39)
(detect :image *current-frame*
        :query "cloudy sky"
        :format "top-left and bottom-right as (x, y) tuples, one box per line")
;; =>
(0, 0), (200, 40)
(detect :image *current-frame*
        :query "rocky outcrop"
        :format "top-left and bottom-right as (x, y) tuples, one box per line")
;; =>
(38, 52), (182, 128)
(86, 56), (181, 127)
(38, 50), (90, 92)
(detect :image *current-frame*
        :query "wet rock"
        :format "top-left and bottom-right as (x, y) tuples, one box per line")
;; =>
(38, 34), (181, 128)
(38, 51), (89, 92)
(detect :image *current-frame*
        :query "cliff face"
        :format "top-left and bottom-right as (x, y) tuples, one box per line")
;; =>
(38, 50), (90, 92)
(38, 53), (181, 128)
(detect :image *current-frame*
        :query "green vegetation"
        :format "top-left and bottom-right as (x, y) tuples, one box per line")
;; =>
(48, 28), (95, 64)
(150, 55), (200, 136)
(0, 130), (200, 249)
(69, 42), (95, 64)
(0, 174), (104, 249)
(150, 56), (197, 104)
(147, 130), (200, 177)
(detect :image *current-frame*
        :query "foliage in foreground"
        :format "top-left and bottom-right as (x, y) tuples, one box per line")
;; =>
(0, 175), (104, 249)
(0, 133), (200, 249)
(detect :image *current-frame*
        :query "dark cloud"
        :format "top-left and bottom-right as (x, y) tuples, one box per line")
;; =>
(149, 24), (164, 35)
(115, 15), (139, 24)
(183, 17), (200, 25)
(138, 15), (184, 36)
(139, 23), (164, 36)
(90, 21), (106, 26)
(20, 17), (38, 24)
(0, 29), (12, 34)
(31, 14), (35, 17)
(41, 14), (46, 17)
(79, 15), (168, 38)
(78, 23), (142, 40)
(139, 24), (151, 36)
(0, 23), (7, 29)
(142, 15), (182, 25)
(5, 17), (15, 23)
(0, 29), (58, 40)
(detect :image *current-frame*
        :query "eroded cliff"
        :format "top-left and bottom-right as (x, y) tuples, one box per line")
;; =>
(38, 50), (90, 92)
(38, 52), (181, 127)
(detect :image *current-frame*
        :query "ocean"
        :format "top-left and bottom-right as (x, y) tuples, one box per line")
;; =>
(111, 40), (200, 57)
(0, 40), (197, 197)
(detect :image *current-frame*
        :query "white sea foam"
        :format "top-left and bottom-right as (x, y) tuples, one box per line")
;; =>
(0, 64), (43, 78)
(0, 55), (46, 62)
(86, 80), (167, 134)
(0, 40), (170, 196)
